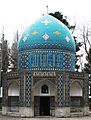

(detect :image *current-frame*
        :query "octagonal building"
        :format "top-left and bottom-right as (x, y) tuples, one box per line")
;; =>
(2, 15), (89, 117)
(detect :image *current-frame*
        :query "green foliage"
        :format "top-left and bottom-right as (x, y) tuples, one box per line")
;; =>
(10, 31), (19, 71)
(1, 32), (18, 73)
(1, 40), (10, 73)
(76, 41), (82, 52)
(84, 47), (91, 74)
(10, 41), (18, 71)
(74, 37), (83, 71)
(49, 11), (69, 27)
(49, 11), (76, 30)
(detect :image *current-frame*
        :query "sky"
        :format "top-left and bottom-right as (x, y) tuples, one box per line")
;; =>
(0, 0), (91, 46)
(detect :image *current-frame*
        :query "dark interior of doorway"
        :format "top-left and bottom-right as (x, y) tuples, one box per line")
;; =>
(40, 96), (50, 116)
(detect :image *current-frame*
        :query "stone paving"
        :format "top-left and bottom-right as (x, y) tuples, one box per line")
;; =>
(0, 115), (91, 120)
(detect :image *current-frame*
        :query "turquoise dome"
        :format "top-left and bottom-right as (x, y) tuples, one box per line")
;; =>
(18, 15), (76, 53)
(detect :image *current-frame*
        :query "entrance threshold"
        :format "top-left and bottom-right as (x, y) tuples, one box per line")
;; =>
(40, 97), (50, 116)
(34, 96), (55, 116)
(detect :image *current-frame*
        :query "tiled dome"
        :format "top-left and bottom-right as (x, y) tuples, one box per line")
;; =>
(18, 15), (76, 53)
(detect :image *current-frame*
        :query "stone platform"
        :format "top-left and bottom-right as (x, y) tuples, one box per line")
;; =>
(0, 114), (91, 120)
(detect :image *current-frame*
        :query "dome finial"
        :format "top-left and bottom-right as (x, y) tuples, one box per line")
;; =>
(46, 5), (48, 14)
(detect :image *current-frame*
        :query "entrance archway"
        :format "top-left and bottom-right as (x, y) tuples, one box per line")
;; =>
(70, 82), (82, 96)
(8, 82), (19, 111)
(70, 81), (83, 107)
(40, 96), (50, 116)
(33, 80), (56, 116)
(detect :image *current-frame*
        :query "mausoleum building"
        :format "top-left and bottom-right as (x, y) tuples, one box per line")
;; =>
(2, 15), (89, 117)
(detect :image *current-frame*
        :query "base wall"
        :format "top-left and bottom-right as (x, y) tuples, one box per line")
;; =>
(55, 107), (70, 117)
(83, 106), (89, 116)
(2, 106), (89, 117)
(19, 107), (34, 117)
(2, 107), (8, 115)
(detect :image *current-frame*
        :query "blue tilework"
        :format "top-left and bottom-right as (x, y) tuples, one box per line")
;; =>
(18, 51), (75, 71)
(18, 15), (76, 53)
(57, 74), (64, 107)
(25, 72), (32, 106)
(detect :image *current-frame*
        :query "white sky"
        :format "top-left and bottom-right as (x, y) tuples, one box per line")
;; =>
(0, 0), (91, 46)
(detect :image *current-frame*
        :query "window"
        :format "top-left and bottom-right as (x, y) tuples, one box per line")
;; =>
(70, 97), (83, 106)
(41, 85), (48, 94)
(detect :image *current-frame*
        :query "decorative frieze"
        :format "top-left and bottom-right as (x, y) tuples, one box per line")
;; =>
(18, 50), (75, 71)
(33, 71), (56, 77)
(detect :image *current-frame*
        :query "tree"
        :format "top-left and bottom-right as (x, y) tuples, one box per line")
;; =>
(84, 48), (91, 74)
(49, 11), (82, 71)
(49, 11), (69, 27)
(1, 33), (9, 73)
(79, 24), (91, 73)
(75, 38), (83, 71)
(10, 31), (19, 71)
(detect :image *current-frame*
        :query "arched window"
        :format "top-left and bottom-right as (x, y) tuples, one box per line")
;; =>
(70, 82), (82, 96)
(70, 82), (83, 106)
(8, 82), (19, 96)
(41, 85), (48, 94)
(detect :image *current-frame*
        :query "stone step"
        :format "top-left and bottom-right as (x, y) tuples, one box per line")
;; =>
(71, 112), (83, 117)
(7, 112), (20, 117)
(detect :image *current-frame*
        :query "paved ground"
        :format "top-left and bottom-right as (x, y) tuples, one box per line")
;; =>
(0, 115), (91, 120)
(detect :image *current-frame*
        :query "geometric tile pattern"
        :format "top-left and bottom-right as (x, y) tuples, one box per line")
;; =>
(57, 73), (64, 107)
(42, 33), (49, 40)
(22, 36), (27, 42)
(19, 15), (76, 53)
(65, 73), (70, 106)
(18, 54), (22, 69)
(60, 53), (65, 69)
(19, 72), (25, 106)
(41, 19), (52, 26)
(19, 53), (31, 69)
(64, 54), (70, 69)
(65, 35), (70, 42)
(70, 54), (75, 70)
(18, 51), (75, 71)
(48, 52), (53, 67)
(25, 72), (32, 106)
(55, 53), (60, 67)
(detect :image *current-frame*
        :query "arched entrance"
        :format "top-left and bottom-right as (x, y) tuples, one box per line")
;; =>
(40, 85), (50, 115)
(70, 81), (83, 112)
(33, 80), (56, 116)
(35, 96), (50, 116)
(70, 82), (82, 97)
(8, 82), (19, 111)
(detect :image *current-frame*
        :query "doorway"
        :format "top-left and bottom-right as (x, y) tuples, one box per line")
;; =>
(34, 96), (55, 116)
(40, 97), (50, 116)
(8, 82), (19, 112)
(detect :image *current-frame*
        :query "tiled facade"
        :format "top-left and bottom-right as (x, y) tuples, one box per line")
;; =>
(2, 15), (89, 117)
(18, 51), (75, 71)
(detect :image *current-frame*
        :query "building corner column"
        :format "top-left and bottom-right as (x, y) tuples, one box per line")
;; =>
(83, 74), (89, 116)
(19, 71), (34, 117)
(2, 72), (8, 115)
(83, 106), (89, 116)
(55, 73), (70, 117)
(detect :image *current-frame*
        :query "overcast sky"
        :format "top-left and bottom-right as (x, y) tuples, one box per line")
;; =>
(0, 0), (91, 45)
